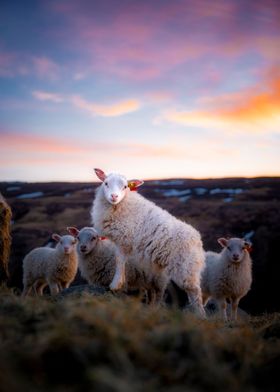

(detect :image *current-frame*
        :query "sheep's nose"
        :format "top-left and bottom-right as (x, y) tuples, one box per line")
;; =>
(80, 245), (87, 252)
(111, 193), (118, 201)
(64, 247), (70, 253)
(233, 254), (239, 260)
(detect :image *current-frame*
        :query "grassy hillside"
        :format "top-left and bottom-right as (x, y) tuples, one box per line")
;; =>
(0, 286), (279, 392)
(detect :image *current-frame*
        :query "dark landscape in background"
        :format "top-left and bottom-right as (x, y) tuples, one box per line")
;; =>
(1, 176), (280, 314)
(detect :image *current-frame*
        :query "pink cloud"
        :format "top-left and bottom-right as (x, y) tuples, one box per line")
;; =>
(32, 90), (64, 103)
(32, 56), (60, 80)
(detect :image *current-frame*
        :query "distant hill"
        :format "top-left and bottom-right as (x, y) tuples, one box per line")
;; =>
(1, 177), (280, 314)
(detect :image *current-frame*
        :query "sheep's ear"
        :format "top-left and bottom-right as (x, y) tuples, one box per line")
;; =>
(218, 238), (228, 248)
(52, 234), (61, 242)
(128, 179), (144, 191)
(94, 168), (106, 182)
(67, 227), (79, 237)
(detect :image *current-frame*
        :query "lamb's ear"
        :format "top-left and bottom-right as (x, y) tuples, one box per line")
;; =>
(128, 179), (144, 191)
(218, 238), (228, 248)
(67, 227), (79, 237)
(94, 168), (106, 182)
(244, 240), (252, 252)
(52, 234), (61, 242)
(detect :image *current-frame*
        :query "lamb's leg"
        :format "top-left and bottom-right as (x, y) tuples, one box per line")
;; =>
(110, 250), (126, 291)
(231, 298), (240, 321)
(202, 293), (210, 307)
(21, 284), (33, 297)
(217, 298), (227, 321)
(34, 281), (47, 296)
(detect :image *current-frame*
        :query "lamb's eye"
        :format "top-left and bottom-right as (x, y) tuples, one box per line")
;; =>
(227, 246), (231, 251)
(77, 236), (80, 241)
(91, 236), (96, 241)
(105, 182), (108, 186)
(124, 185), (127, 189)
(72, 241), (75, 245)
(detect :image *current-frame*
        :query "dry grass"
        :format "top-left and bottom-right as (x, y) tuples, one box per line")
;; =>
(0, 286), (279, 392)
(0, 193), (12, 282)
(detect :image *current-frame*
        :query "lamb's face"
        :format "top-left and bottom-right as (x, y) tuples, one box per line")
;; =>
(102, 173), (129, 205)
(218, 237), (251, 263)
(52, 234), (77, 255)
(77, 228), (99, 254)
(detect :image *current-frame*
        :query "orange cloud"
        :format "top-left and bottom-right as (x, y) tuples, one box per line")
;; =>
(162, 73), (280, 132)
(71, 95), (141, 117)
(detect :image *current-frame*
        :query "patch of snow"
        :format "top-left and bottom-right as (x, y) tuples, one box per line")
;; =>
(160, 189), (192, 197)
(179, 195), (191, 202)
(194, 187), (207, 195)
(6, 186), (21, 191)
(223, 197), (233, 202)
(152, 180), (185, 186)
(82, 187), (94, 193)
(210, 188), (243, 195)
(17, 192), (44, 199)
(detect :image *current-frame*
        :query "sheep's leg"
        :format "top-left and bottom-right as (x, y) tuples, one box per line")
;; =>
(48, 281), (59, 295)
(185, 284), (206, 318)
(231, 298), (240, 321)
(217, 298), (227, 321)
(110, 251), (126, 291)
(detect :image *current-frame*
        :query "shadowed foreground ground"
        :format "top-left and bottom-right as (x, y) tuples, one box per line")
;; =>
(0, 286), (279, 392)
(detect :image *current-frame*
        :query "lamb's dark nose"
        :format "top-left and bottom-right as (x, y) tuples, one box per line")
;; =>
(232, 254), (240, 261)
(80, 245), (87, 253)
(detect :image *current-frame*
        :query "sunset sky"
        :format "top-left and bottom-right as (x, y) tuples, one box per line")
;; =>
(0, 0), (280, 181)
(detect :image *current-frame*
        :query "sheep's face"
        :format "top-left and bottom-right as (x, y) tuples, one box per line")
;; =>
(218, 237), (251, 263)
(52, 234), (77, 255)
(94, 168), (144, 205)
(77, 228), (99, 255)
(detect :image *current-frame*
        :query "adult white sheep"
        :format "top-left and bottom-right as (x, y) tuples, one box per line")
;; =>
(22, 234), (78, 296)
(201, 237), (252, 321)
(67, 226), (169, 303)
(91, 168), (205, 316)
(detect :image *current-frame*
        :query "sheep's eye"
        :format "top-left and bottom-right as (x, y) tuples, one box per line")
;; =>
(71, 241), (75, 245)
(77, 236), (80, 241)
(227, 246), (231, 251)
(124, 185), (127, 189)
(105, 182), (108, 186)
(91, 236), (96, 241)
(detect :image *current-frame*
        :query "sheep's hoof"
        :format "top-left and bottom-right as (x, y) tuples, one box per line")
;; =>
(109, 282), (124, 292)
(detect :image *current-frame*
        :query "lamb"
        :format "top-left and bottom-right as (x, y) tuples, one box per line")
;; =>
(22, 234), (78, 296)
(201, 237), (252, 321)
(91, 168), (205, 316)
(67, 226), (169, 302)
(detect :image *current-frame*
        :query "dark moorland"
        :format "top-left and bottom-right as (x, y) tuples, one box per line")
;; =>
(1, 176), (280, 314)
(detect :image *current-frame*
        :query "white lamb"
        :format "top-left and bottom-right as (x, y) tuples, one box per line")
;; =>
(67, 226), (169, 303)
(22, 234), (78, 296)
(201, 237), (252, 321)
(91, 168), (205, 316)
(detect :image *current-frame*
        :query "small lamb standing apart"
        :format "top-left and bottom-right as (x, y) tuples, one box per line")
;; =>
(91, 168), (205, 316)
(201, 237), (252, 321)
(67, 226), (169, 302)
(22, 234), (78, 296)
